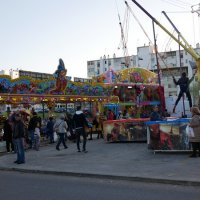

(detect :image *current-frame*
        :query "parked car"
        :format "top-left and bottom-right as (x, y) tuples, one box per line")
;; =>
(35, 108), (49, 113)
(54, 107), (66, 113)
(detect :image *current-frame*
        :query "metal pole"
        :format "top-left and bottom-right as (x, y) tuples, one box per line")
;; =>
(42, 102), (45, 120)
(162, 11), (186, 115)
(152, 21), (161, 86)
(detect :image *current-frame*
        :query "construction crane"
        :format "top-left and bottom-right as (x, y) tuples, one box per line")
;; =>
(129, 0), (200, 81)
(117, 5), (131, 68)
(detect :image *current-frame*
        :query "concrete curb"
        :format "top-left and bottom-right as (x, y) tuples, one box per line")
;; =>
(0, 167), (200, 187)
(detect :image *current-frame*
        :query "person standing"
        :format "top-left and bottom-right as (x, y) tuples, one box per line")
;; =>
(188, 107), (200, 157)
(122, 109), (129, 119)
(99, 112), (107, 138)
(54, 114), (68, 151)
(150, 106), (163, 121)
(65, 113), (76, 142)
(73, 106), (91, 153)
(46, 116), (55, 144)
(149, 106), (162, 150)
(172, 72), (196, 113)
(33, 123), (40, 151)
(3, 118), (14, 153)
(162, 109), (170, 118)
(28, 112), (41, 149)
(12, 113), (25, 164)
(107, 109), (114, 120)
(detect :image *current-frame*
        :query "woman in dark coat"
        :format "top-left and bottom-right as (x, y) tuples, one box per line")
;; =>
(3, 118), (14, 153)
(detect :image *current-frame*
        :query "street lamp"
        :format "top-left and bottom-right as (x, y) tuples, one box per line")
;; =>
(41, 99), (48, 120)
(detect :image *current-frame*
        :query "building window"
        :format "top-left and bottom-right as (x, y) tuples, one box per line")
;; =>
(105, 61), (107, 64)
(166, 51), (176, 57)
(87, 61), (94, 65)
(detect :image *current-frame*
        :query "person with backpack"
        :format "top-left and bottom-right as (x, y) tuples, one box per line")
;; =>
(54, 114), (68, 151)
(73, 106), (92, 153)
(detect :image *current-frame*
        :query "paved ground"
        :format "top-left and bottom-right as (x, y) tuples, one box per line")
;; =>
(0, 138), (200, 186)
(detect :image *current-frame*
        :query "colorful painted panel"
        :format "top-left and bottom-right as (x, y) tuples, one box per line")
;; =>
(103, 119), (149, 142)
(146, 119), (191, 150)
(93, 67), (158, 84)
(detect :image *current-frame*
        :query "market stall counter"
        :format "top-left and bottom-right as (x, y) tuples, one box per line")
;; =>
(145, 118), (191, 153)
(103, 118), (150, 142)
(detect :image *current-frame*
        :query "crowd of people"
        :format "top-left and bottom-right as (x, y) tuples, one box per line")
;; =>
(1, 106), (105, 164)
(1, 103), (200, 165)
(2, 110), (42, 164)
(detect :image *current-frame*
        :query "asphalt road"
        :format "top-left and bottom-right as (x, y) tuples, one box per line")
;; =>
(0, 171), (200, 200)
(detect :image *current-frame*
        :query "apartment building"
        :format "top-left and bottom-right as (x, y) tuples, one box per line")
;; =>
(0, 69), (71, 81)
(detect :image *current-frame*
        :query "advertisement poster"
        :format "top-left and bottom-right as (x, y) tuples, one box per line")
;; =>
(146, 119), (191, 151)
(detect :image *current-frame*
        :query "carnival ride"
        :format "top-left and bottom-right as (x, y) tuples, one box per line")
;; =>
(0, 59), (119, 117)
(120, 0), (198, 149)
(0, 63), (163, 119)
(0, 76), (118, 108)
(129, 0), (200, 81)
(93, 66), (164, 117)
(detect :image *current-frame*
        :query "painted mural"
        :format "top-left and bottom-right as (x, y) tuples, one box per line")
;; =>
(103, 118), (149, 142)
(93, 67), (158, 84)
(146, 119), (191, 151)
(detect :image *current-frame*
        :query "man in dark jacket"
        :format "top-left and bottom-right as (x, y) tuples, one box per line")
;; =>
(46, 116), (55, 144)
(73, 106), (91, 153)
(13, 113), (25, 164)
(28, 112), (41, 148)
(172, 72), (196, 113)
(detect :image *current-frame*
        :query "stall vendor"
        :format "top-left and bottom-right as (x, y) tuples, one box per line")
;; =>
(150, 106), (163, 121)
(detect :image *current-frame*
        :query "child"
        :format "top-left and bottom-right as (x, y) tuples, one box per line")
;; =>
(34, 123), (40, 151)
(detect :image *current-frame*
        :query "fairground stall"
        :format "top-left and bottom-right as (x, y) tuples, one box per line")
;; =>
(92, 67), (165, 142)
(0, 59), (119, 149)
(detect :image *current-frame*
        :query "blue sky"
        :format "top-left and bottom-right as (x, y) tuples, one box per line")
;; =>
(0, 0), (199, 78)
